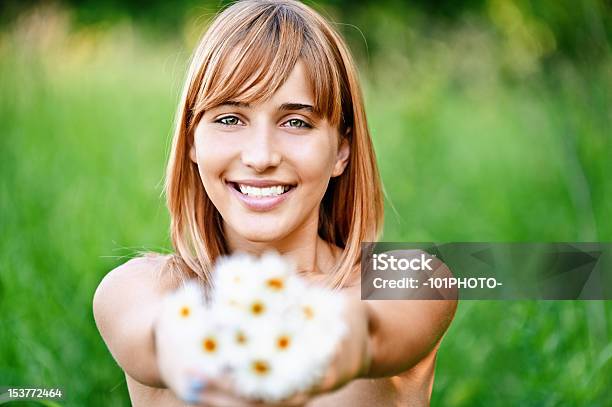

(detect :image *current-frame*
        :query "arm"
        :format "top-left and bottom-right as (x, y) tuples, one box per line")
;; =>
(92, 256), (170, 388)
(364, 298), (456, 378)
(363, 253), (458, 377)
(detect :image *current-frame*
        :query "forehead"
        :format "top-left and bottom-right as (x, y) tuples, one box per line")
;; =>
(258, 61), (314, 106)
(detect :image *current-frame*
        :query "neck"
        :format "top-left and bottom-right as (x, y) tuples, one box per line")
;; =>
(223, 213), (337, 277)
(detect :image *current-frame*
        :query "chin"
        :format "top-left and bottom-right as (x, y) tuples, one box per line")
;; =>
(231, 221), (290, 243)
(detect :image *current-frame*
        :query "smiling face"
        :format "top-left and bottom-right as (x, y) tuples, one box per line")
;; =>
(190, 61), (349, 246)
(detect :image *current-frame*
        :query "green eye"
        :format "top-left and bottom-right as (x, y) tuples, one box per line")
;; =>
(218, 116), (241, 126)
(285, 118), (311, 128)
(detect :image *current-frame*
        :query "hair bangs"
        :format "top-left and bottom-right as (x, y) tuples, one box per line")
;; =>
(190, 2), (345, 130)
(301, 36), (345, 130)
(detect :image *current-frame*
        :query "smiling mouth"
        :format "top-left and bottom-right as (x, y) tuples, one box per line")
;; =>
(227, 182), (296, 198)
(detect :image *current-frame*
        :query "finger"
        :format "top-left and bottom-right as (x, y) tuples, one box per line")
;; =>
(176, 375), (209, 405)
(190, 378), (268, 407)
(200, 374), (235, 394)
(272, 392), (310, 407)
(184, 372), (309, 406)
(197, 386), (308, 407)
(198, 391), (256, 407)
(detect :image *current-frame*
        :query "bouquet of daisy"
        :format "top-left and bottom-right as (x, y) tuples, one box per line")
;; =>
(158, 251), (347, 402)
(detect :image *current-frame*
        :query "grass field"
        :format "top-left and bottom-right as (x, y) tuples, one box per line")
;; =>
(0, 5), (610, 406)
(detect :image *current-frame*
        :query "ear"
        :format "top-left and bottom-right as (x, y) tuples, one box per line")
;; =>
(189, 143), (197, 163)
(331, 136), (350, 177)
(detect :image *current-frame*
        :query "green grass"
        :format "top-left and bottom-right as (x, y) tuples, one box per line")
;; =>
(0, 6), (610, 406)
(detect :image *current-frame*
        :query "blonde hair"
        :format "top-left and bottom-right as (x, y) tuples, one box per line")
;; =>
(165, 0), (383, 288)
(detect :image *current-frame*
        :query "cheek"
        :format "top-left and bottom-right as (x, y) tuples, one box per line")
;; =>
(193, 134), (232, 186)
(287, 138), (337, 182)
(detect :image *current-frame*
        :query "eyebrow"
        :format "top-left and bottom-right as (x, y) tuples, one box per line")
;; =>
(219, 101), (250, 108)
(217, 101), (315, 113)
(279, 103), (314, 113)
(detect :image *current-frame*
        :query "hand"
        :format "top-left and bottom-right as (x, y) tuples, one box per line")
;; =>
(162, 293), (371, 406)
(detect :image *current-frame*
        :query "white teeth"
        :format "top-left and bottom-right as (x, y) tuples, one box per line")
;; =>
(237, 184), (290, 197)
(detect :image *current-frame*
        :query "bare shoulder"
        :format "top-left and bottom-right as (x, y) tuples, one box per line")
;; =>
(93, 254), (176, 311)
(93, 253), (183, 335)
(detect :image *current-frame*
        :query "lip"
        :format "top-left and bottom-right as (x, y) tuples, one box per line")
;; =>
(226, 181), (295, 212)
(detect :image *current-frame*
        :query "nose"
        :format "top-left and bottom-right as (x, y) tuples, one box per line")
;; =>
(240, 123), (281, 172)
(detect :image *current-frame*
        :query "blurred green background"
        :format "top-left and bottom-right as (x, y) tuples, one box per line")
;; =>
(0, 0), (610, 405)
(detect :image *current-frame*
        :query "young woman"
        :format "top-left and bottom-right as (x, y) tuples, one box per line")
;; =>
(93, 1), (457, 405)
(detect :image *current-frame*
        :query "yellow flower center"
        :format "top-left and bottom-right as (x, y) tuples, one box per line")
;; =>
(202, 337), (217, 353)
(250, 301), (265, 316)
(236, 331), (247, 345)
(251, 360), (270, 376)
(266, 278), (284, 291)
(277, 335), (291, 350)
(180, 306), (190, 317)
(303, 305), (314, 320)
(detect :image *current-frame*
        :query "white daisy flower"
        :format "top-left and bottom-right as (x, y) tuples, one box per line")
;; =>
(292, 285), (348, 365)
(212, 253), (259, 300)
(186, 313), (230, 377)
(212, 252), (297, 320)
(231, 317), (310, 402)
(159, 279), (207, 328)
(158, 282), (226, 377)
(160, 251), (350, 403)
(257, 251), (299, 295)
